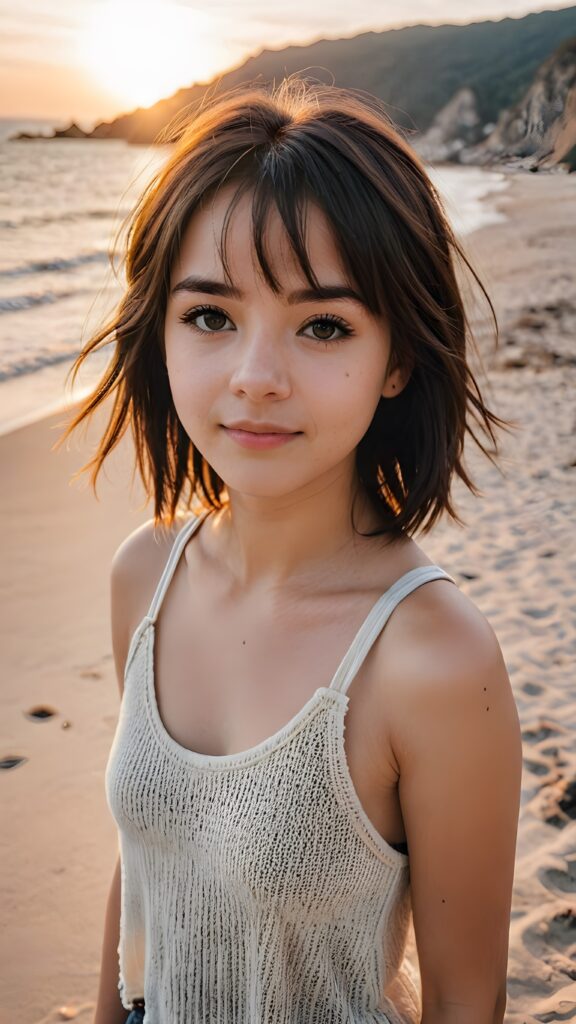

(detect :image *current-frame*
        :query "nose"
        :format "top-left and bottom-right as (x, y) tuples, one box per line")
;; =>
(228, 330), (292, 401)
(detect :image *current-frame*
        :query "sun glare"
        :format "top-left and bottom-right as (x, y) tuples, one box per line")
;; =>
(80, 1), (230, 109)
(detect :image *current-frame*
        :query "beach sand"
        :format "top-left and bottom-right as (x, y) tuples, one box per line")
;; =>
(0, 168), (575, 1023)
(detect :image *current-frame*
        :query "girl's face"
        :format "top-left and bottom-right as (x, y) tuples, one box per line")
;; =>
(164, 184), (396, 503)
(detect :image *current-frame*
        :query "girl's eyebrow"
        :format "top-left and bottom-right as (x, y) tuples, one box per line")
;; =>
(170, 275), (367, 307)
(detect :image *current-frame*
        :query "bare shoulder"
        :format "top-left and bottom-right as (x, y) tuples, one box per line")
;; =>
(375, 575), (517, 768)
(111, 514), (185, 612)
(110, 512), (189, 696)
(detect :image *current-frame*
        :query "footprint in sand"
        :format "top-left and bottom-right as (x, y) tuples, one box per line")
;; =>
(2, 707), (61, 769)
(538, 775), (576, 828)
(535, 1002), (576, 1023)
(0, 755), (28, 770)
(539, 857), (576, 897)
(24, 705), (57, 721)
(523, 682), (544, 696)
(522, 605), (558, 620)
(522, 906), (576, 973)
(522, 720), (566, 744)
(524, 757), (553, 777)
(541, 745), (568, 762)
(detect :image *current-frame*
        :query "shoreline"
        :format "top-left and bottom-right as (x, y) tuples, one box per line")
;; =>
(1, 166), (575, 1022)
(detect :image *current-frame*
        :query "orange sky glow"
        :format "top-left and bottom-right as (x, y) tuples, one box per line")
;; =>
(1, 0), (574, 127)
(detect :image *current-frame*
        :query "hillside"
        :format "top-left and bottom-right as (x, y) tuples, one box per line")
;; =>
(413, 35), (576, 169)
(12, 6), (576, 168)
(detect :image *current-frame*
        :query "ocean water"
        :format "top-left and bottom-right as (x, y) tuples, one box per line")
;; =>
(0, 117), (510, 436)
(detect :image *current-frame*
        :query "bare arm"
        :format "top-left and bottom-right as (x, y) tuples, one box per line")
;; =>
(388, 589), (522, 1022)
(93, 855), (128, 1024)
(92, 518), (178, 1023)
(92, 539), (136, 1024)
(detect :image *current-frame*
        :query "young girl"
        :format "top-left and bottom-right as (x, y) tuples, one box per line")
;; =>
(63, 79), (522, 1024)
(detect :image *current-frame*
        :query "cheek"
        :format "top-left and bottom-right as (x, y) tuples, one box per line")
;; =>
(165, 362), (216, 457)
(165, 322), (192, 373)
(310, 364), (384, 441)
(164, 331), (212, 416)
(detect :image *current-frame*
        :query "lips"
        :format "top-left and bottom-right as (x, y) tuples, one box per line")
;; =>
(221, 425), (302, 449)
(232, 429), (298, 435)
(222, 423), (301, 435)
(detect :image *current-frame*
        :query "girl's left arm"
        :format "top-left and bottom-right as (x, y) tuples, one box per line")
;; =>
(389, 600), (523, 1023)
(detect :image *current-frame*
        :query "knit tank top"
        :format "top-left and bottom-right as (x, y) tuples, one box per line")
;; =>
(105, 512), (457, 1024)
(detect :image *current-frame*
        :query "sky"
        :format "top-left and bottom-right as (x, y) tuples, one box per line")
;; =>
(1, 0), (574, 127)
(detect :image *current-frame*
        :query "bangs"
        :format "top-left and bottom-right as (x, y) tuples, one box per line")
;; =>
(209, 147), (384, 316)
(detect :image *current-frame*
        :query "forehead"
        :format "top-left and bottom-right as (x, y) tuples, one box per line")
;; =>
(171, 183), (347, 287)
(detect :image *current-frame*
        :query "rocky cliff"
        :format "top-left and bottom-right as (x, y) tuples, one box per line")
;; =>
(413, 36), (576, 170)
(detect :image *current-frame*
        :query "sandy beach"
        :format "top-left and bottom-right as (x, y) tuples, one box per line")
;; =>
(0, 167), (575, 1023)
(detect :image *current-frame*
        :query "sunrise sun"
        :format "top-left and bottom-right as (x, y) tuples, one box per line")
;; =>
(80, 1), (229, 109)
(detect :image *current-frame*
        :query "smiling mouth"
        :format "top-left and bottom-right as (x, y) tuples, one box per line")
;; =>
(220, 425), (303, 448)
(221, 426), (302, 435)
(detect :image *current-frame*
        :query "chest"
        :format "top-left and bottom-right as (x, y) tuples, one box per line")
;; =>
(152, 569), (407, 852)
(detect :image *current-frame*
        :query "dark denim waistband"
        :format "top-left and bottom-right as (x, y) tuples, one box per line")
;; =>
(126, 1006), (145, 1023)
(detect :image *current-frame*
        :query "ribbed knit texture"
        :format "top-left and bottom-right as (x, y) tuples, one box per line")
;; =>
(105, 513), (456, 1023)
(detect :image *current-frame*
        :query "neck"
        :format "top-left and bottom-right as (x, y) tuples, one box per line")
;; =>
(202, 465), (392, 593)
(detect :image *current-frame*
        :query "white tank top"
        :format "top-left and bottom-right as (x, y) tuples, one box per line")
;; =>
(105, 512), (456, 1023)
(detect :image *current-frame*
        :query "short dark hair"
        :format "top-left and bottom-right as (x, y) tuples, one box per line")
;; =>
(58, 77), (515, 535)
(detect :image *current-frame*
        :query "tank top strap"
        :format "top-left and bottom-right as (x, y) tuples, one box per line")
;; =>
(328, 565), (457, 697)
(147, 511), (210, 623)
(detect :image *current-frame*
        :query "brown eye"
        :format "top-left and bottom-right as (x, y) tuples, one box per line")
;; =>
(201, 311), (227, 331)
(301, 314), (353, 345)
(178, 305), (234, 334)
(312, 321), (339, 341)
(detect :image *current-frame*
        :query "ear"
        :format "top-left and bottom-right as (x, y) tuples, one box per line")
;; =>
(381, 359), (413, 399)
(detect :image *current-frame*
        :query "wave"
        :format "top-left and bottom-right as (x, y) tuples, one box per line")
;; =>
(0, 207), (131, 230)
(0, 251), (110, 279)
(0, 289), (82, 313)
(0, 345), (82, 383)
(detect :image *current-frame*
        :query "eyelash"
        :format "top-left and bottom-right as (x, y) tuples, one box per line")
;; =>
(177, 304), (355, 345)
